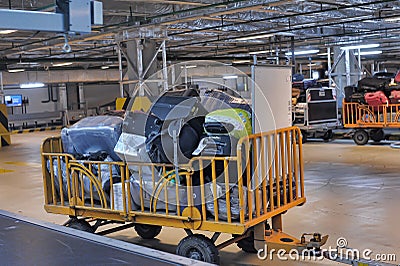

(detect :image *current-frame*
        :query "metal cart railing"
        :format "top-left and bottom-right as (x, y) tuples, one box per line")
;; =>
(342, 101), (400, 145)
(41, 126), (327, 264)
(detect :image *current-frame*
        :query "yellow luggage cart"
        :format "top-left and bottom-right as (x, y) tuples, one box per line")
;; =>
(41, 126), (327, 264)
(342, 102), (400, 145)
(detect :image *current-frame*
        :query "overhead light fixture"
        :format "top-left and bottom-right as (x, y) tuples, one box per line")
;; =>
(285, 49), (319, 56)
(340, 43), (379, 50)
(8, 69), (25, 73)
(180, 65), (197, 69)
(354, 50), (382, 56)
(232, 60), (251, 64)
(223, 75), (238, 79)
(0, 30), (17, 34)
(20, 82), (45, 89)
(52, 62), (73, 67)
(236, 33), (273, 41)
(384, 17), (400, 22)
(101, 65), (110, 69)
(249, 50), (274, 55)
(317, 52), (329, 56)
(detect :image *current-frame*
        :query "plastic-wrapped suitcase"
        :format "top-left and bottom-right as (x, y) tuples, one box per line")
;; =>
(292, 73), (305, 82)
(204, 108), (251, 139)
(61, 116), (123, 161)
(389, 90), (400, 104)
(365, 91), (388, 111)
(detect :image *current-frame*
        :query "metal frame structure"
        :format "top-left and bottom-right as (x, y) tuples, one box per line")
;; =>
(293, 87), (339, 141)
(115, 27), (169, 98)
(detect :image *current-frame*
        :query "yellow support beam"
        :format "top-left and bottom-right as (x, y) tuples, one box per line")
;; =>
(116, 97), (152, 112)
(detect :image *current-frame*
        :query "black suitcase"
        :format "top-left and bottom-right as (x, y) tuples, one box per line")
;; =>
(198, 135), (238, 157)
(349, 93), (366, 104)
(357, 77), (391, 92)
(344, 85), (357, 102)
(122, 111), (161, 136)
(202, 89), (252, 113)
(145, 89), (206, 164)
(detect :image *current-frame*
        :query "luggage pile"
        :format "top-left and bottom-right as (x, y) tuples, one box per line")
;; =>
(344, 71), (400, 108)
(292, 74), (319, 104)
(49, 87), (255, 219)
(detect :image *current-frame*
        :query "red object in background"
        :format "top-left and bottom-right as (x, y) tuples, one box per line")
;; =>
(389, 90), (400, 104)
(394, 70), (400, 83)
(364, 91), (388, 112)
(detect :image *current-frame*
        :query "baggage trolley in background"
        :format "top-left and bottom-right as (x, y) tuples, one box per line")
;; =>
(293, 87), (339, 142)
(41, 126), (328, 264)
(342, 101), (400, 145)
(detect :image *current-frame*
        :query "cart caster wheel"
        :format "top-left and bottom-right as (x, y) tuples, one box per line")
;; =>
(353, 130), (369, 145)
(67, 219), (94, 233)
(235, 231), (257, 253)
(300, 130), (307, 144)
(322, 130), (334, 141)
(134, 224), (162, 239)
(176, 234), (219, 264)
(370, 129), (384, 142)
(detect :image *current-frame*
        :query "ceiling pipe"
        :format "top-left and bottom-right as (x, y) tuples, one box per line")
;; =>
(1, 0), (395, 58)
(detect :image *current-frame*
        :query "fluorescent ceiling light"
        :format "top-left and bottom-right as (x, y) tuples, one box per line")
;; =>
(384, 17), (400, 22)
(307, 63), (317, 66)
(223, 75), (238, 79)
(236, 33), (273, 41)
(249, 50), (274, 55)
(232, 60), (251, 64)
(8, 69), (25, 73)
(20, 82), (45, 89)
(101, 65), (110, 69)
(340, 43), (379, 50)
(17, 62), (40, 66)
(285, 49), (319, 56)
(0, 30), (17, 34)
(52, 62), (73, 67)
(317, 52), (329, 56)
(354, 50), (382, 56)
(181, 65), (197, 69)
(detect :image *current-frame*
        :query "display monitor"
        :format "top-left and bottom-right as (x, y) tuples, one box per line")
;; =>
(4, 95), (23, 107)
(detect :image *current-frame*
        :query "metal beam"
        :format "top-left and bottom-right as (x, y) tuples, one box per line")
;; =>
(0, 9), (65, 32)
(1, 70), (120, 85)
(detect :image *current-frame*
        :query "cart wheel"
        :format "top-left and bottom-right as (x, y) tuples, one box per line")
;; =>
(134, 224), (162, 239)
(353, 130), (369, 145)
(322, 130), (334, 141)
(235, 231), (257, 253)
(67, 219), (94, 233)
(176, 234), (219, 264)
(370, 129), (384, 142)
(301, 130), (307, 143)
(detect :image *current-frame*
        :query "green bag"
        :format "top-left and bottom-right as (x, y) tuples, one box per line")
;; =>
(205, 108), (252, 139)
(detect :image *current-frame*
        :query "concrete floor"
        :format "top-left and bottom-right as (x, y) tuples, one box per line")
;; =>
(0, 132), (399, 265)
